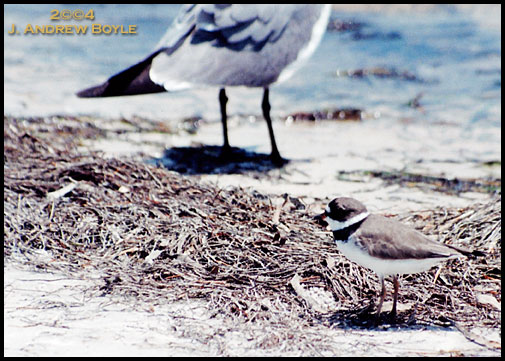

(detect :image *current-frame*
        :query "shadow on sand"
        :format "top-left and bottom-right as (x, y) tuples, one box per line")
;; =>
(326, 308), (415, 330)
(150, 145), (288, 175)
(318, 303), (457, 333)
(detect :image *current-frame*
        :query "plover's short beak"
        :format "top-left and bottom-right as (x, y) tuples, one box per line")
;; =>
(314, 212), (328, 226)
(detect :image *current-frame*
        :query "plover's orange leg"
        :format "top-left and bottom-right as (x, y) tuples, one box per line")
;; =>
(376, 275), (387, 317)
(391, 275), (399, 317)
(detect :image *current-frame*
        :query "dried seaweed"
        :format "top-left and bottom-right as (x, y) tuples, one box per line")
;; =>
(338, 169), (501, 195)
(4, 115), (501, 335)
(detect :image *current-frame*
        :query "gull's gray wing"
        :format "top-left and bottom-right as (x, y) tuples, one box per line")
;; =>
(155, 4), (198, 51)
(151, 4), (330, 89)
(179, 4), (294, 51)
(77, 4), (330, 97)
(76, 4), (198, 97)
(153, 4), (294, 56)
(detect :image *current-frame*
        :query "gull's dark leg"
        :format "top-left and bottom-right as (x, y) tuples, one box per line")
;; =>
(261, 87), (284, 165)
(391, 275), (399, 318)
(376, 275), (387, 319)
(219, 88), (232, 156)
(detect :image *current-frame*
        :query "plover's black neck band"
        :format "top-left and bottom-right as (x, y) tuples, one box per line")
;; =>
(332, 217), (367, 241)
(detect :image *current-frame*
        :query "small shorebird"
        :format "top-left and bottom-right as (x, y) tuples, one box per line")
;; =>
(318, 197), (481, 319)
(77, 4), (332, 165)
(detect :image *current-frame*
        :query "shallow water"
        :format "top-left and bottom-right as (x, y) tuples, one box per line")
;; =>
(4, 6), (500, 119)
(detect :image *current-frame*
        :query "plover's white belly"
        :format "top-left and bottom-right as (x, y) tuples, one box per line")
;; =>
(335, 238), (453, 277)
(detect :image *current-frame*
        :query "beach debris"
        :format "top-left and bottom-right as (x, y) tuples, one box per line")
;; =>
(4, 115), (501, 332)
(286, 108), (362, 122)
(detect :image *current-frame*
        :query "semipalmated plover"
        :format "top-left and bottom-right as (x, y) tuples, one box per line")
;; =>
(77, 5), (332, 165)
(318, 197), (480, 319)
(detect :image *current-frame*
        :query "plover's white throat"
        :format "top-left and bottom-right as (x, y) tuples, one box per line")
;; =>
(318, 197), (480, 318)
(77, 4), (332, 165)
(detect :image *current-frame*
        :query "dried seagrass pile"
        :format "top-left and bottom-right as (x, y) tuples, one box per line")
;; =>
(4, 116), (501, 333)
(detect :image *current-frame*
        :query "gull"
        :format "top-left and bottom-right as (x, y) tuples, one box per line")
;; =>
(77, 4), (332, 165)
